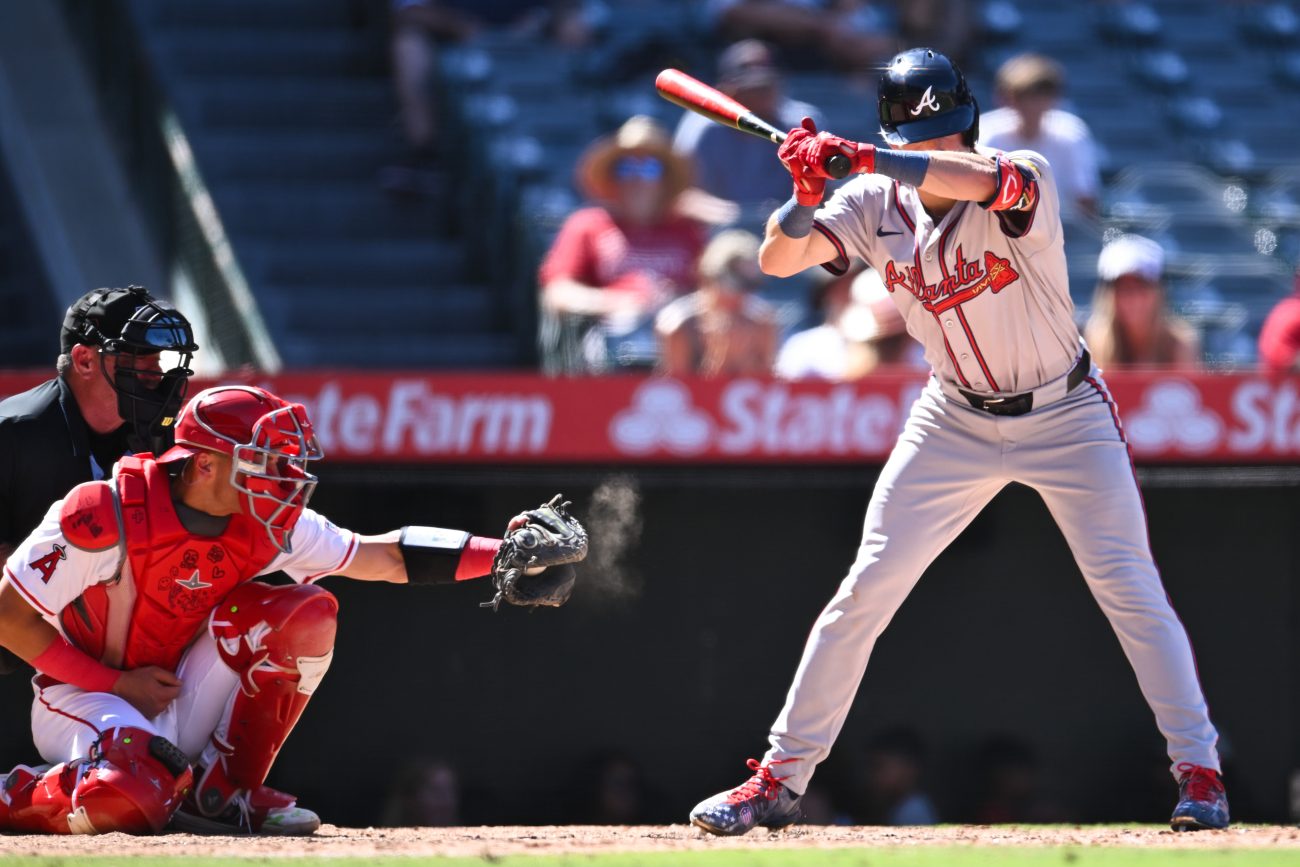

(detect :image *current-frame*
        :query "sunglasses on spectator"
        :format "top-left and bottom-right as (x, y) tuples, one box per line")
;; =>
(614, 156), (664, 181)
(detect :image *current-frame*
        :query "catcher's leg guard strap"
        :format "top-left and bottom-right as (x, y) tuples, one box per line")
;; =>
(399, 526), (470, 585)
(1, 728), (192, 834)
(203, 582), (338, 815)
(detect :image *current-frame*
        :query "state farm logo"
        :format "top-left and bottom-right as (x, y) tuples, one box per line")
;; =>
(276, 380), (552, 457)
(1125, 380), (1223, 454)
(610, 380), (711, 455)
(609, 378), (914, 456)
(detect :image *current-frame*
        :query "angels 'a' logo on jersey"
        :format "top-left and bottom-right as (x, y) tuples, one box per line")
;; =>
(884, 246), (1020, 313)
(29, 544), (67, 584)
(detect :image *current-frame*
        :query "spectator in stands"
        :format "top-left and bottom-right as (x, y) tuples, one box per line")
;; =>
(854, 727), (938, 826)
(385, 0), (599, 195)
(896, 0), (973, 69)
(1084, 235), (1200, 368)
(379, 757), (463, 826)
(1257, 269), (1300, 373)
(540, 116), (706, 372)
(567, 751), (654, 824)
(673, 40), (821, 221)
(656, 230), (778, 376)
(776, 265), (922, 380)
(969, 735), (1071, 823)
(704, 1), (894, 74)
(979, 53), (1101, 220)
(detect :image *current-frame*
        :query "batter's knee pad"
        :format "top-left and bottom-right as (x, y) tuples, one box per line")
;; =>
(1, 728), (192, 834)
(200, 581), (337, 815)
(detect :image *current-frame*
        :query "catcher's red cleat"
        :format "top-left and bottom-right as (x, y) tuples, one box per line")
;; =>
(170, 776), (320, 836)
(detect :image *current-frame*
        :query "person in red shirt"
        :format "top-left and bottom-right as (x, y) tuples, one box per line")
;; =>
(539, 115), (707, 372)
(1258, 270), (1300, 373)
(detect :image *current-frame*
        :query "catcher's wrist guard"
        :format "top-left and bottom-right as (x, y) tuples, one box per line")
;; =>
(399, 526), (470, 585)
(483, 494), (588, 611)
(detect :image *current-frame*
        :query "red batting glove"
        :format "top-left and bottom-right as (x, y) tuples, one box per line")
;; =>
(848, 142), (876, 174)
(800, 133), (877, 177)
(778, 117), (826, 205)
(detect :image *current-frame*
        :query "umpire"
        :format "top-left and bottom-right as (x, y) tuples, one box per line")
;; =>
(0, 284), (197, 609)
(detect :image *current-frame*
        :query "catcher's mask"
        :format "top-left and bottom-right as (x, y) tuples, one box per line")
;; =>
(61, 286), (198, 454)
(159, 385), (322, 553)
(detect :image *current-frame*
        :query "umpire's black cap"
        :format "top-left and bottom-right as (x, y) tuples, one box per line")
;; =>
(60, 285), (196, 356)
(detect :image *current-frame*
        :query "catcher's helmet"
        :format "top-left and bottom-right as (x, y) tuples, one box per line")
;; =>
(159, 385), (322, 553)
(878, 47), (978, 147)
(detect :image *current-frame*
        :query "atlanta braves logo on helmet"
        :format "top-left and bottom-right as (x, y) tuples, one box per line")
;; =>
(910, 86), (942, 116)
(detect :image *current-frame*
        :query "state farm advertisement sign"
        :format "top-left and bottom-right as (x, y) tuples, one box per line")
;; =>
(1, 370), (1298, 464)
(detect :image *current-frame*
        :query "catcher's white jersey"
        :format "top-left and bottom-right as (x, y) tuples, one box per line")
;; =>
(4, 503), (357, 636)
(812, 147), (1081, 394)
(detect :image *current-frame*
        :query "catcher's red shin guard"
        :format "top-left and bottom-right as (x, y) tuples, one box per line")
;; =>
(0, 728), (192, 834)
(199, 581), (337, 817)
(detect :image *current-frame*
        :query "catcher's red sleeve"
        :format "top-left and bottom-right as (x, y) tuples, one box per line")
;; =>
(455, 536), (502, 581)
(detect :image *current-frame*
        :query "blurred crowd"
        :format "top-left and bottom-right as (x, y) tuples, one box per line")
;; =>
(378, 728), (1259, 826)
(381, 0), (1300, 379)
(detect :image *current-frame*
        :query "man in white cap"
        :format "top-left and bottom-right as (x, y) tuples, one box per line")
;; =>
(1084, 235), (1199, 369)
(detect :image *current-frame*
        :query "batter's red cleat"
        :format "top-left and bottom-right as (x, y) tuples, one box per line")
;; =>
(1170, 763), (1229, 831)
(689, 758), (802, 836)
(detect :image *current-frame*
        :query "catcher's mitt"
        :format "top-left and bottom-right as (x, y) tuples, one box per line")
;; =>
(483, 494), (588, 611)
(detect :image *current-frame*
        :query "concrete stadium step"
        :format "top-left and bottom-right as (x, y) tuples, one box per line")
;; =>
(261, 283), (497, 334)
(276, 331), (521, 368)
(213, 184), (441, 239)
(133, 0), (357, 30)
(194, 132), (401, 184)
(150, 31), (385, 77)
(179, 79), (393, 131)
(239, 240), (465, 287)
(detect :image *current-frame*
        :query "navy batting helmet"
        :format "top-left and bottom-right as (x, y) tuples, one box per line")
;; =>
(878, 48), (978, 147)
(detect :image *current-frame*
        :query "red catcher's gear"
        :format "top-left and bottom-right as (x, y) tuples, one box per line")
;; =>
(0, 727), (192, 834)
(196, 581), (338, 817)
(58, 455), (283, 672)
(158, 385), (322, 553)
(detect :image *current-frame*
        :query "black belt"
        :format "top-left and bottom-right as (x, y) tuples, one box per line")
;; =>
(957, 350), (1090, 417)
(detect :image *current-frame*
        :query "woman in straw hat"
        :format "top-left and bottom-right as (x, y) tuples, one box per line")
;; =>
(539, 115), (706, 371)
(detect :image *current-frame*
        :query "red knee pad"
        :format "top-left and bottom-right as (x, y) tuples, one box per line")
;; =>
(201, 582), (337, 815)
(210, 581), (338, 698)
(1, 728), (192, 834)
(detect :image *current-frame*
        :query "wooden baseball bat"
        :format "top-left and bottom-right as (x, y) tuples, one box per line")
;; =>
(654, 68), (852, 180)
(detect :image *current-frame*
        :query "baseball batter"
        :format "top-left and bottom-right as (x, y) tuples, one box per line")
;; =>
(0, 385), (586, 835)
(689, 48), (1228, 834)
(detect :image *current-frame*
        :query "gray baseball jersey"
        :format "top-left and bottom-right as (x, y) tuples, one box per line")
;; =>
(756, 149), (1220, 798)
(812, 147), (1079, 394)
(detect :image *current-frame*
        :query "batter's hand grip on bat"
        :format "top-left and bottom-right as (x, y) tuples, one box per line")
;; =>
(769, 130), (853, 180)
(824, 154), (852, 179)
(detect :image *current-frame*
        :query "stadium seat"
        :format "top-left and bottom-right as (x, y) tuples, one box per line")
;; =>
(1105, 164), (1240, 220)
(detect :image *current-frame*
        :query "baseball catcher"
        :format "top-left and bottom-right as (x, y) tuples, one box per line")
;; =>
(0, 384), (587, 836)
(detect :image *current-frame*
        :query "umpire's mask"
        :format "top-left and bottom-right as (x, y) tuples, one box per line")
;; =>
(63, 286), (199, 455)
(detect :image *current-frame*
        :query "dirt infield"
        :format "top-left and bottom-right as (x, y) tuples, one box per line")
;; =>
(0, 824), (1296, 858)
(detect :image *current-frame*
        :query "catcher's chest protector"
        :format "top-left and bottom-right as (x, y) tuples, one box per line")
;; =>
(59, 456), (281, 671)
